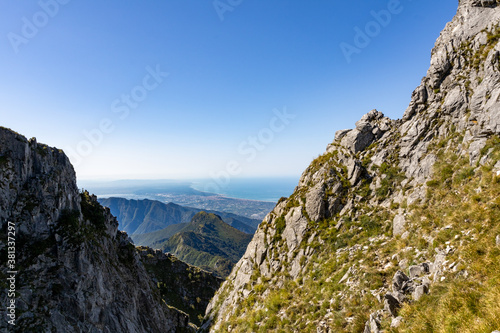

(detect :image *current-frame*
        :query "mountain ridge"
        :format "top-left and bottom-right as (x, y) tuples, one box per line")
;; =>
(132, 221), (189, 247)
(203, 1), (500, 332)
(83, 179), (277, 220)
(99, 197), (258, 235)
(0, 127), (220, 332)
(160, 212), (253, 278)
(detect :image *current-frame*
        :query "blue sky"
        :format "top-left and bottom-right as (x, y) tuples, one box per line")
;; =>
(0, 0), (458, 181)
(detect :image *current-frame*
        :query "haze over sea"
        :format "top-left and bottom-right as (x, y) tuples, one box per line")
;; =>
(79, 177), (298, 203)
(191, 177), (298, 202)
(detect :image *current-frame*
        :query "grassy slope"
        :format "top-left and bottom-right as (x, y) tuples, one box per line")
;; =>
(216, 133), (500, 332)
(393, 135), (500, 332)
(132, 222), (189, 246)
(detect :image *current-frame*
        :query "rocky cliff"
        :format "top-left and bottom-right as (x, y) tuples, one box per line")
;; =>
(137, 246), (223, 327)
(0, 127), (198, 332)
(204, 1), (500, 332)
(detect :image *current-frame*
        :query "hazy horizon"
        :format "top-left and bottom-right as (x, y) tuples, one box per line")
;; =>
(78, 176), (299, 202)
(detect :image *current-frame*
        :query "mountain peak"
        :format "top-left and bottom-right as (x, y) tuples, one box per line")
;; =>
(160, 211), (253, 278)
(203, 2), (500, 332)
(0, 127), (195, 332)
(192, 211), (221, 222)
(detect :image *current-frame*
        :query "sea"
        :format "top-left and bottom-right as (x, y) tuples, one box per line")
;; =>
(190, 177), (298, 202)
(79, 177), (299, 203)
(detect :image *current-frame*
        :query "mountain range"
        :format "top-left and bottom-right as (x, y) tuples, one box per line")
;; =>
(155, 212), (253, 278)
(1, 1), (500, 332)
(81, 179), (277, 220)
(0, 128), (206, 331)
(99, 197), (259, 235)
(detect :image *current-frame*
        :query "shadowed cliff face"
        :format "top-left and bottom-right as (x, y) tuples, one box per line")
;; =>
(204, 1), (500, 332)
(0, 129), (80, 237)
(0, 127), (193, 332)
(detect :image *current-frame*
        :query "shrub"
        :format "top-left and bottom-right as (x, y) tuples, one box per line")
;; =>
(57, 209), (83, 244)
(273, 216), (286, 242)
(80, 190), (107, 232)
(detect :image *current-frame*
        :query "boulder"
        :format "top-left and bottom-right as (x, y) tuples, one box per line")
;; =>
(340, 110), (390, 153)
(282, 207), (309, 252)
(335, 129), (351, 141)
(393, 214), (407, 236)
(384, 293), (401, 317)
(399, 259), (409, 271)
(305, 182), (326, 222)
(341, 128), (375, 153)
(409, 263), (430, 279)
(327, 195), (343, 217)
(392, 271), (410, 292)
(363, 312), (381, 333)
(413, 284), (429, 301)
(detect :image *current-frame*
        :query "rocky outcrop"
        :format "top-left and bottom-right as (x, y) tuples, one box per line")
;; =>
(0, 129), (80, 238)
(0, 127), (193, 332)
(137, 247), (223, 327)
(204, 1), (500, 331)
(364, 261), (433, 330)
(336, 109), (392, 154)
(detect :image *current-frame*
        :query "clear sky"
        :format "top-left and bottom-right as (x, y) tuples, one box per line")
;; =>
(0, 0), (458, 181)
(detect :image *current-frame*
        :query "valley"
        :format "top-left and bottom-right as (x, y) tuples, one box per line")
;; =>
(79, 179), (280, 220)
(1, 1), (499, 332)
(98, 197), (260, 234)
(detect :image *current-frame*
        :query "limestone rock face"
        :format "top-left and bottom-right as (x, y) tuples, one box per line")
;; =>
(204, 1), (500, 331)
(137, 247), (223, 327)
(305, 182), (326, 222)
(0, 129), (80, 237)
(337, 109), (391, 154)
(0, 127), (192, 332)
